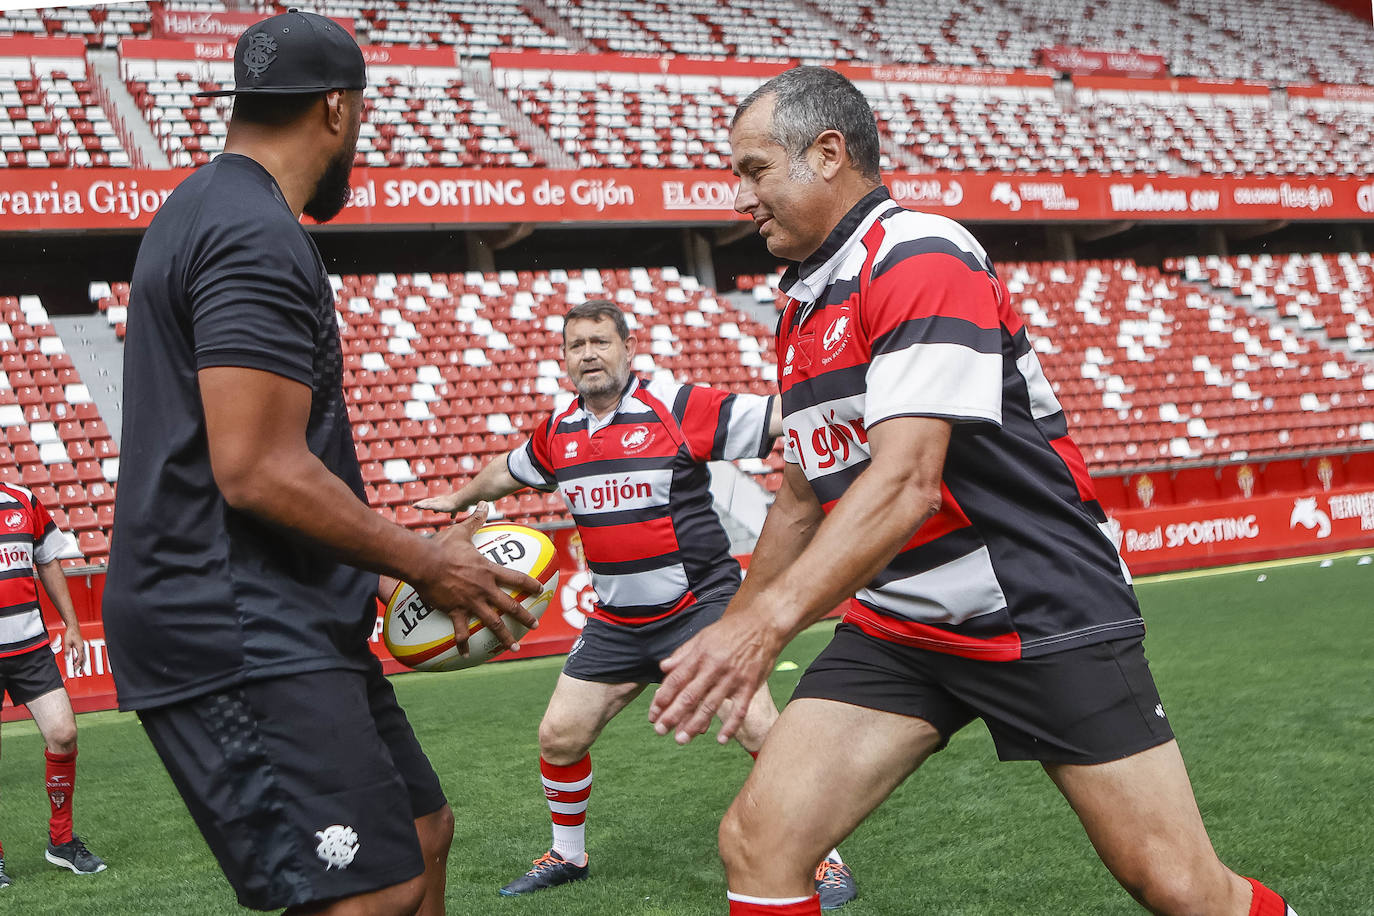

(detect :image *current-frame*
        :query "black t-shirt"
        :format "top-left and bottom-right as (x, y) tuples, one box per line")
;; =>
(104, 154), (376, 711)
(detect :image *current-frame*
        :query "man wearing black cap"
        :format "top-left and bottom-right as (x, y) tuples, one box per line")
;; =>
(104, 11), (539, 915)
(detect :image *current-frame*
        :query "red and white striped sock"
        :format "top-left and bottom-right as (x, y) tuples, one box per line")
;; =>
(1246, 877), (1298, 916)
(727, 891), (821, 914)
(541, 754), (591, 866)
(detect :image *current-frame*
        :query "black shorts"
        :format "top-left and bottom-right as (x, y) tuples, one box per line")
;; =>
(0, 645), (65, 707)
(138, 659), (447, 911)
(792, 623), (1174, 765)
(563, 593), (730, 684)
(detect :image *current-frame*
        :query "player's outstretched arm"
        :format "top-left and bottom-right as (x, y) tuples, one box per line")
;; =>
(200, 366), (540, 651)
(650, 415), (952, 745)
(414, 450), (524, 516)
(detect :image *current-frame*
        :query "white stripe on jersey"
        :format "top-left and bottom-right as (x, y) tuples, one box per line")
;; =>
(856, 545), (1008, 626)
(866, 342), (1003, 428)
(594, 562), (689, 608)
(1099, 521), (1134, 585)
(873, 210), (993, 271)
(720, 393), (771, 461)
(507, 445), (555, 491)
(34, 527), (67, 565)
(783, 393), (869, 481)
(561, 468), (673, 516)
(0, 614), (46, 652)
(1015, 349), (1064, 422)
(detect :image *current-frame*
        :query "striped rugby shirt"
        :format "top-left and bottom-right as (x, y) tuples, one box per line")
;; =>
(0, 482), (69, 657)
(778, 187), (1141, 660)
(508, 375), (775, 625)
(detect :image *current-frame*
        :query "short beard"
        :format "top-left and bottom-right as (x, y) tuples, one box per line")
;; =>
(787, 156), (817, 182)
(303, 145), (355, 223)
(573, 367), (628, 401)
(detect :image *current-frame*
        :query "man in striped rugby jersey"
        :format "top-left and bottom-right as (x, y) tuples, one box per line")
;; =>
(648, 66), (1297, 916)
(419, 300), (856, 908)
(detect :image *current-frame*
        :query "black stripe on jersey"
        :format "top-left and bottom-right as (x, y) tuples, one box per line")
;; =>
(671, 384), (691, 421)
(0, 533), (33, 545)
(871, 314), (1002, 357)
(781, 363), (868, 413)
(0, 568), (36, 582)
(1009, 325), (1033, 360)
(866, 525), (987, 591)
(816, 274), (861, 312)
(587, 554), (681, 577)
(757, 396), (778, 456)
(808, 460), (870, 507)
(873, 237), (992, 281)
(0, 601), (40, 618)
(710, 395), (732, 460)
(571, 505), (672, 527)
(1039, 410), (1070, 440)
(554, 415), (589, 435)
(558, 454), (679, 477)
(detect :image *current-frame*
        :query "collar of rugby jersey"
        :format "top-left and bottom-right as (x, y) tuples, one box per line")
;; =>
(777, 185), (899, 320)
(581, 373), (642, 436)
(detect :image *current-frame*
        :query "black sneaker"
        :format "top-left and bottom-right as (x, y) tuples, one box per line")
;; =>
(498, 849), (588, 896)
(815, 858), (857, 910)
(45, 835), (107, 875)
(0, 856), (11, 888)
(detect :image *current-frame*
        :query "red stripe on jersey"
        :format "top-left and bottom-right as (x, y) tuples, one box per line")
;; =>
(1049, 434), (1099, 504)
(865, 251), (1002, 341)
(845, 600), (1023, 661)
(996, 277), (1023, 335)
(577, 515), (680, 564)
(902, 484), (971, 550)
(678, 386), (726, 463)
(590, 589), (695, 626)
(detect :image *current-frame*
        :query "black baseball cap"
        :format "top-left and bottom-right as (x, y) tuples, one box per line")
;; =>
(195, 9), (365, 98)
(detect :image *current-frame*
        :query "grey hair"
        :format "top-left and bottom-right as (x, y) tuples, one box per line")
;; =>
(563, 299), (629, 340)
(733, 66), (882, 183)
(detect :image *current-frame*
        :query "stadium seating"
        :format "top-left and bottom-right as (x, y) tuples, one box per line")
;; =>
(1175, 253), (1374, 354)
(0, 58), (131, 169)
(121, 55), (541, 169)
(0, 294), (119, 567)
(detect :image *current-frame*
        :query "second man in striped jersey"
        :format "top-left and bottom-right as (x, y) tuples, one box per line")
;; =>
(417, 299), (857, 908)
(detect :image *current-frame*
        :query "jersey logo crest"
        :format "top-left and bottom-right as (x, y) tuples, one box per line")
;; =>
(3, 511), (23, 530)
(822, 315), (850, 352)
(620, 425), (653, 453)
(242, 33), (278, 80)
(564, 440), (579, 458)
(314, 824), (360, 870)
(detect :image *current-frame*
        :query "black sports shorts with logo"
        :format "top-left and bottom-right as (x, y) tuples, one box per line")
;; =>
(138, 658), (446, 910)
(792, 623), (1174, 765)
(0, 645), (66, 707)
(563, 591), (731, 684)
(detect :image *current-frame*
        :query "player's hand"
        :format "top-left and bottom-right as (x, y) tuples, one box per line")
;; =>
(411, 503), (542, 657)
(650, 610), (782, 746)
(414, 490), (472, 516)
(64, 625), (88, 674)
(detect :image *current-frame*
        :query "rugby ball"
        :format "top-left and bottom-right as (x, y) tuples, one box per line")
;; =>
(383, 524), (558, 672)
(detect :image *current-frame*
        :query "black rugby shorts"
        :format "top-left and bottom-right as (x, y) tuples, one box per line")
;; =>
(792, 623), (1174, 765)
(138, 659), (446, 910)
(0, 644), (66, 707)
(563, 591), (731, 684)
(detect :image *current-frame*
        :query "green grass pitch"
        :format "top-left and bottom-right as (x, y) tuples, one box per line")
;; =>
(0, 551), (1368, 914)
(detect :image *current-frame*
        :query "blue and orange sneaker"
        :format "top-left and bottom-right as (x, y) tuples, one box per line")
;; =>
(499, 849), (589, 896)
(815, 857), (857, 910)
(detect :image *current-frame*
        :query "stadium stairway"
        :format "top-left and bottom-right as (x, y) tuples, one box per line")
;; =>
(466, 62), (577, 170)
(51, 313), (124, 446)
(87, 46), (167, 170)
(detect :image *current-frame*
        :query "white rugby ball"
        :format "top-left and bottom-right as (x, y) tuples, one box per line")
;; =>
(383, 524), (558, 672)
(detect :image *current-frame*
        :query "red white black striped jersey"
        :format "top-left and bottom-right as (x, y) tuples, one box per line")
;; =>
(508, 375), (775, 625)
(777, 186), (1141, 661)
(0, 483), (68, 657)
